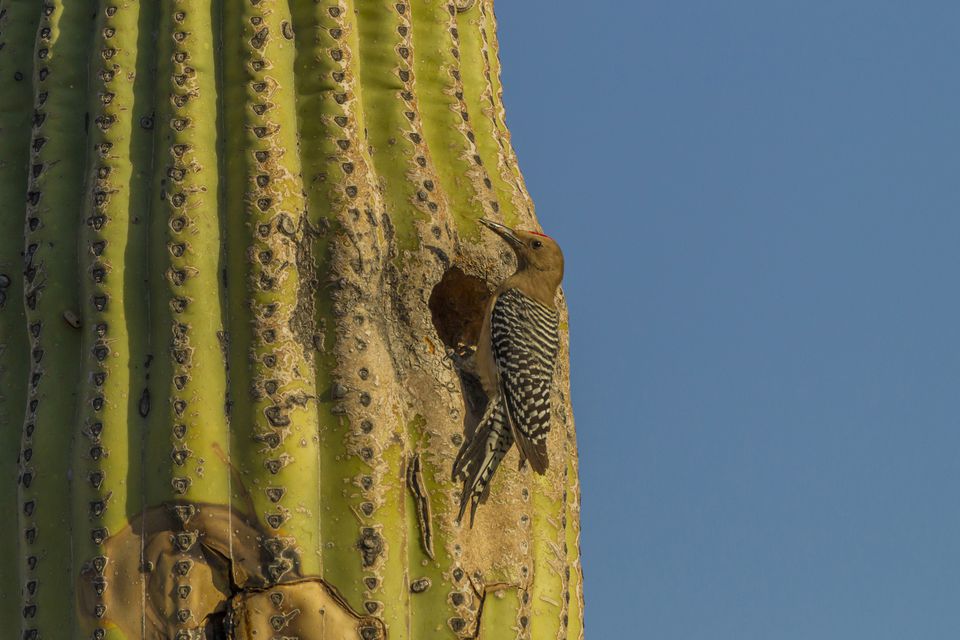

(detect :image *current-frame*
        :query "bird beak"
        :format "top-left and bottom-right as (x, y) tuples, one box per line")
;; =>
(479, 218), (523, 248)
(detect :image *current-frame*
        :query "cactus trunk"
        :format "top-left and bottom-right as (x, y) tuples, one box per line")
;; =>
(0, 1), (583, 639)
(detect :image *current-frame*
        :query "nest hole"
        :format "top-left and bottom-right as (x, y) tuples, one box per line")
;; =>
(428, 266), (490, 353)
(428, 266), (493, 434)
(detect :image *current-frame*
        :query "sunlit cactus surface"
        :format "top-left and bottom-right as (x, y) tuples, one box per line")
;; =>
(0, 1), (582, 638)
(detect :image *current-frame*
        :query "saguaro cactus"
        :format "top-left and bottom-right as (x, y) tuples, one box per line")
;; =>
(0, 1), (583, 639)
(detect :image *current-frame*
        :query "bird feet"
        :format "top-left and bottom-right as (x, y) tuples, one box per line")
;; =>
(445, 344), (477, 374)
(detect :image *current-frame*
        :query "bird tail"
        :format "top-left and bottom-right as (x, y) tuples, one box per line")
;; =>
(452, 397), (513, 527)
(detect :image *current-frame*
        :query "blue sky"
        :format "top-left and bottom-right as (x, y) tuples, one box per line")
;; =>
(497, 2), (960, 637)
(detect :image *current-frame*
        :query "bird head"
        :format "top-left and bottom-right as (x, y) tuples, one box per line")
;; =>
(479, 218), (564, 287)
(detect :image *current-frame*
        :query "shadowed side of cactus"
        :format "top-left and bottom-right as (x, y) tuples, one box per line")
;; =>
(0, 1), (583, 639)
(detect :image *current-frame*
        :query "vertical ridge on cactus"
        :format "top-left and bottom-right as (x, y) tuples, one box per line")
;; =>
(0, 1), (583, 638)
(0, 0), (40, 632)
(17, 1), (94, 636)
(73, 2), (155, 637)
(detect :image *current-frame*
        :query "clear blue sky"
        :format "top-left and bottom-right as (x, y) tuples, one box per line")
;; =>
(497, 2), (960, 638)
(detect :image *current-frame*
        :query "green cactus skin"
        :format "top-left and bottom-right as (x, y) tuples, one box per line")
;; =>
(73, 2), (156, 638)
(565, 453), (586, 640)
(223, 0), (324, 583)
(0, 0), (40, 629)
(356, 0), (441, 252)
(289, 1), (377, 617)
(0, 2), (583, 639)
(456, 1), (525, 227)
(142, 1), (235, 635)
(410, 0), (494, 237)
(18, 1), (95, 638)
(476, 0), (534, 220)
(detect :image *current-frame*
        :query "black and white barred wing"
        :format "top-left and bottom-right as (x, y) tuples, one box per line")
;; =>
(491, 288), (560, 474)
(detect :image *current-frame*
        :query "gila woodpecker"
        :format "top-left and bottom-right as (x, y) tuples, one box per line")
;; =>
(452, 218), (564, 525)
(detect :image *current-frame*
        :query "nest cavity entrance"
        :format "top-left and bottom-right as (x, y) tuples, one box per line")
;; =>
(427, 266), (490, 354)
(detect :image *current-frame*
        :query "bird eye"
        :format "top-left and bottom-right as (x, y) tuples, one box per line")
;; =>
(532, 240), (543, 249)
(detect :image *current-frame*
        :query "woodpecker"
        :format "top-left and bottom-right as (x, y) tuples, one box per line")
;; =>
(452, 218), (564, 525)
